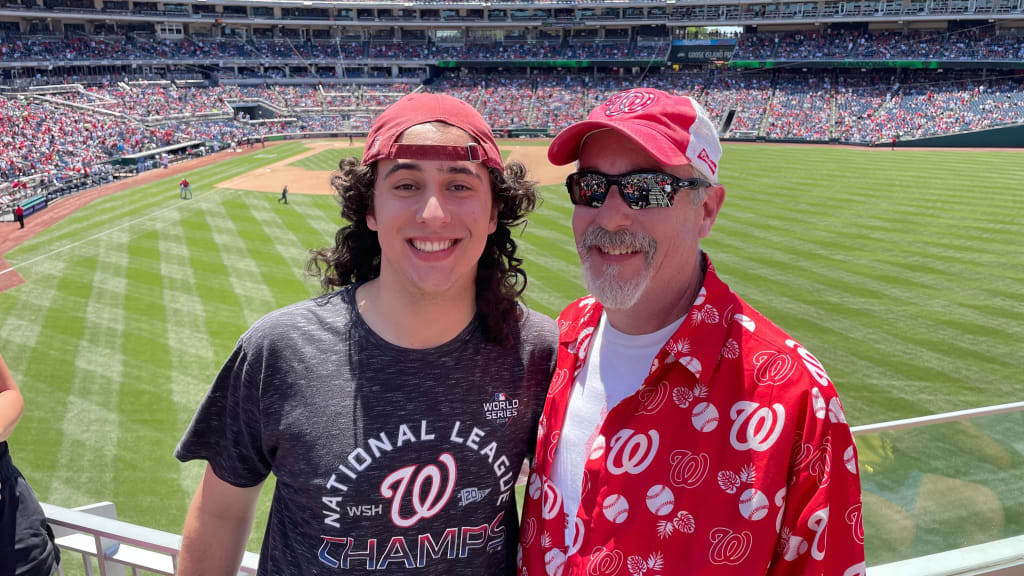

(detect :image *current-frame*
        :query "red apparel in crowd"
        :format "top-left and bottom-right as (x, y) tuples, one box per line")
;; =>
(519, 257), (865, 576)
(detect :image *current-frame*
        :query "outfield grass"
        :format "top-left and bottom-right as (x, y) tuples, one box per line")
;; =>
(288, 146), (362, 171)
(0, 142), (1021, 566)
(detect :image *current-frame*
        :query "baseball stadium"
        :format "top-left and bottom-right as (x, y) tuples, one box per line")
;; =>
(0, 0), (1023, 572)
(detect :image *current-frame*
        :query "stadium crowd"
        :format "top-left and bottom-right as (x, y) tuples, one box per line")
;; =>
(1, 32), (670, 63)
(4, 69), (1023, 198)
(734, 27), (1024, 60)
(3, 33), (1023, 213)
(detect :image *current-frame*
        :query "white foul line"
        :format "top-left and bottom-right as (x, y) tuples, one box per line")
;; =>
(0, 189), (239, 277)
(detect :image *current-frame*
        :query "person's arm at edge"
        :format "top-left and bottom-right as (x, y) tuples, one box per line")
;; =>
(177, 464), (262, 576)
(0, 352), (25, 442)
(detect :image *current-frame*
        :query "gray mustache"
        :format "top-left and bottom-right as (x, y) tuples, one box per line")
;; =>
(579, 227), (656, 256)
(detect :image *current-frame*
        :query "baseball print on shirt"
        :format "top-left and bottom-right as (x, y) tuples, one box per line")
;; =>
(519, 256), (865, 576)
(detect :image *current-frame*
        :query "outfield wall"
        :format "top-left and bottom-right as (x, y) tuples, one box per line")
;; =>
(894, 124), (1024, 148)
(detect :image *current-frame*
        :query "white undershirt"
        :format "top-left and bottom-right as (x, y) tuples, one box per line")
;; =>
(550, 312), (685, 546)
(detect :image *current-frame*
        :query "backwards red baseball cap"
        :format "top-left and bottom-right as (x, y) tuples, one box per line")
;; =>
(548, 88), (722, 182)
(362, 92), (503, 172)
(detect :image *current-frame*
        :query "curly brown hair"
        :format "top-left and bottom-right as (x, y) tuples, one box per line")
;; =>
(308, 155), (539, 347)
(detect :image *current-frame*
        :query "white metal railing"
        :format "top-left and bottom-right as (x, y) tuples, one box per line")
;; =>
(856, 400), (1024, 576)
(40, 402), (1024, 575)
(868, 534), (1024, 575)
(850, 401), (1024, 435)
(41, 502), (258, 576)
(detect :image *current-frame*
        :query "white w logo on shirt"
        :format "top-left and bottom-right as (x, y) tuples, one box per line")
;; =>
(606, 429), (659, 475)
(380, 453), (458, 528)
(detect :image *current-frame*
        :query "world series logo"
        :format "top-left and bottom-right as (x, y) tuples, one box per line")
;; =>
(483, 392), (519, 428)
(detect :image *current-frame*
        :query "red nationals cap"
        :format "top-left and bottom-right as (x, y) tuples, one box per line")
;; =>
(548, 88), (722, 182)
(362, 92), (504, 172)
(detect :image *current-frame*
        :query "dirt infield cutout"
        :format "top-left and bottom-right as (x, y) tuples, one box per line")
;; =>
(215, 140), (573, 197)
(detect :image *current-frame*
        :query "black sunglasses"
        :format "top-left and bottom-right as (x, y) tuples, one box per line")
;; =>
(566, 170), (711, 209)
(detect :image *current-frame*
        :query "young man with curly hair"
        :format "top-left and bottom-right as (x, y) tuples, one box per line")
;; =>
(176, 93), (557, 575)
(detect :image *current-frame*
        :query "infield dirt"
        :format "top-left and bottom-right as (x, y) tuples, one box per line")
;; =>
(215, 140), (571, 195)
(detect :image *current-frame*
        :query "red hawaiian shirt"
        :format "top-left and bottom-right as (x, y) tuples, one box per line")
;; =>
(519, 256), (865, 576)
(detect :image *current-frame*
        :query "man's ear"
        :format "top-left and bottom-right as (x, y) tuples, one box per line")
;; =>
(488, 202), (500, 235)
(698, 184), (726, 239)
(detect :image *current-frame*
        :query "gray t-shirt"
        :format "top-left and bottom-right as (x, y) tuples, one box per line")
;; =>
(176, 286), (557, 575)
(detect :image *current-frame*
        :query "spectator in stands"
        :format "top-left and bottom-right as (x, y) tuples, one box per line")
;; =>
(0, 352), (61, 576)
(518, 88), (865, 575)
(174, 92), (555, 575)
(2, 69), (1023, 188)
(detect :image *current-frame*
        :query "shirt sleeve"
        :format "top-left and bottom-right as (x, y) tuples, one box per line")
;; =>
(767, 387), (866, 576)
(174, 336), (272, 488)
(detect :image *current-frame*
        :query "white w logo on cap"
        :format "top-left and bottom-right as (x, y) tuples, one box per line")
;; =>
(603, 90), (658, 117)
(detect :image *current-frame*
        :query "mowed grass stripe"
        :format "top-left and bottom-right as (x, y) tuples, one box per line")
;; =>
(518, 274), (577, 319)
(179, 207), (251, 361)
(717, 196), (1024, 330)
(733, 189), (1021, 261)
(515, 234), (585, 281)
(712, 217), (1015, 391)
(49, 237), (127, 506)
(113, 229), (183, 530)
(745, 178), (1023, 236)
(0, 253), (73, 403)
(712, 230), (1018, 385)
(157, 222), (219, 506)
(727, 183), (1024, 287)
(240, 193), (325, 298)
(158, 222), (219, 411)
(202, 202), (277, 327)
(709, 250), (1012, 421)
(263, 195), (347, 283)
(721, 166), (1023, 304)
(220, 195), (309, 304)
(6, 186), (241, 285)
(11, 254), (99, 497)
(289, 146), (361, 171)
(716, 210), (1024, 338)
(283, 192), (349, 256)
(244, 192), (329, 256)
